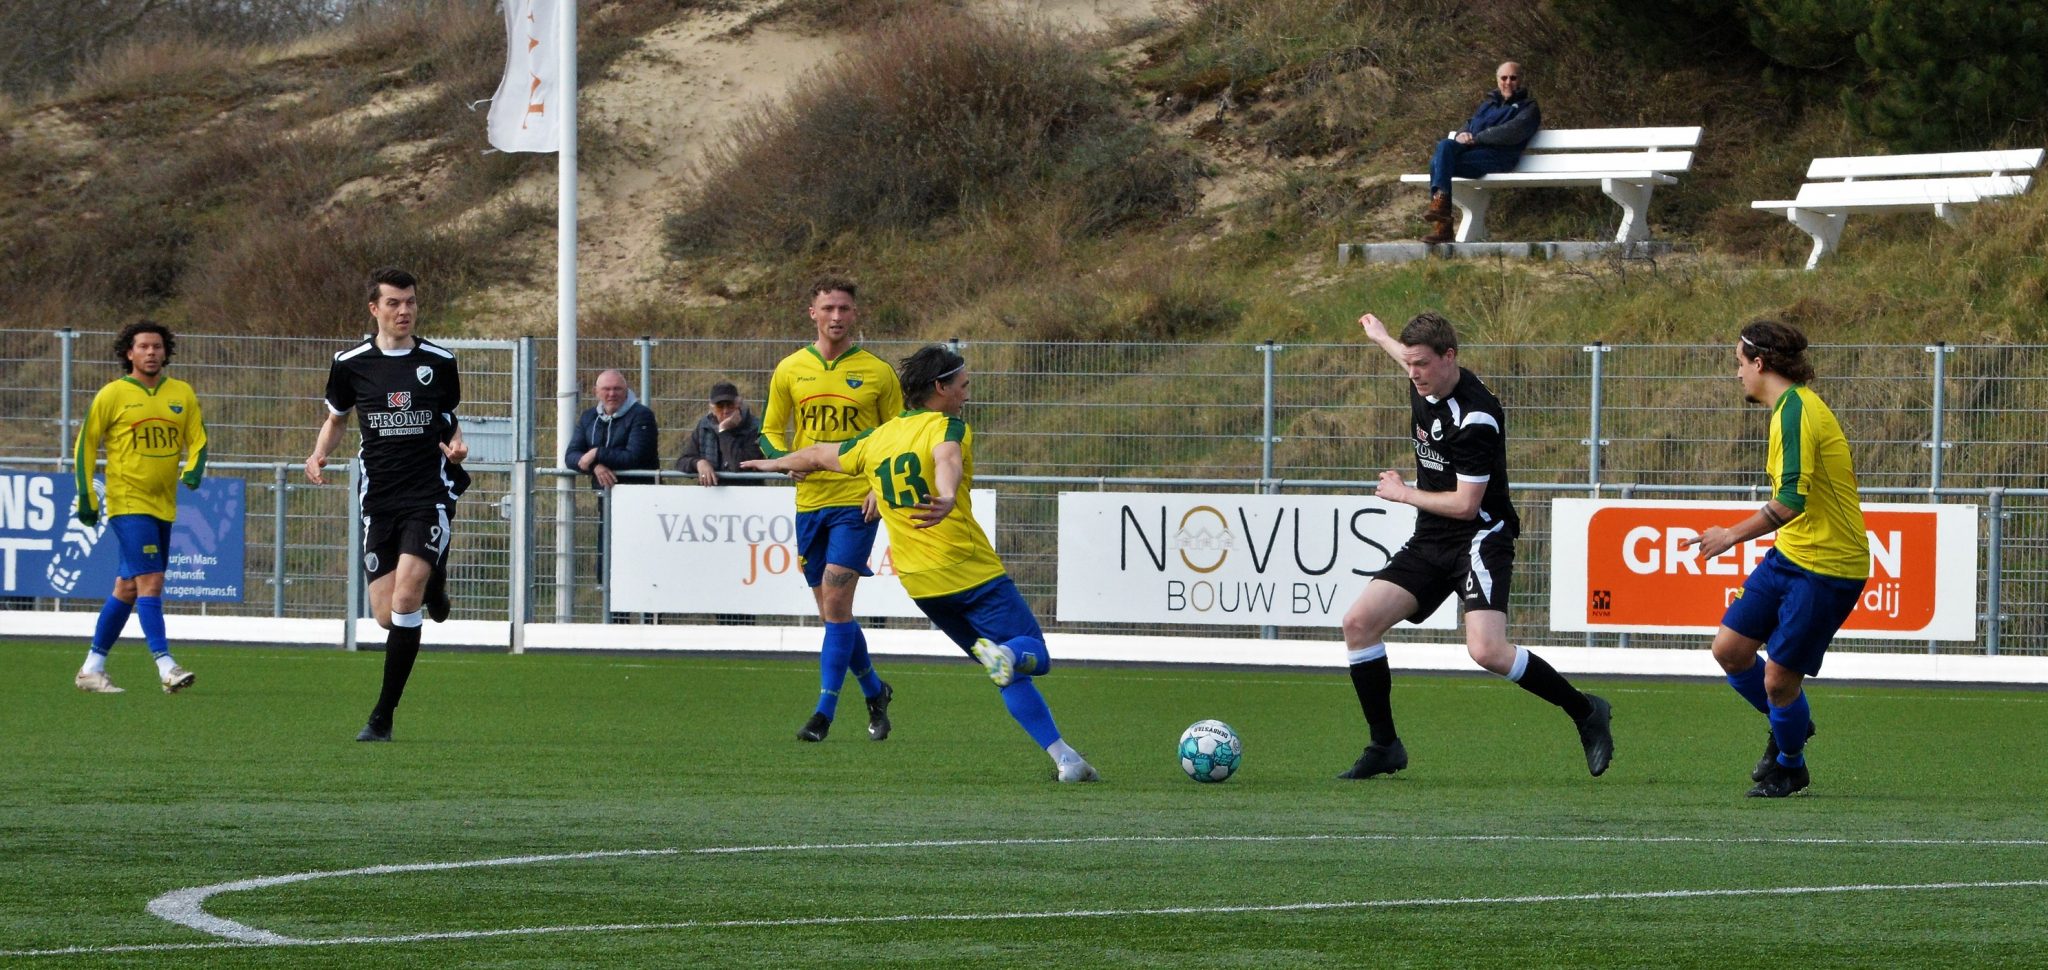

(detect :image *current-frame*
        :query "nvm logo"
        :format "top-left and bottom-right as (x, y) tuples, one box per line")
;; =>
(1590, 589), (1612, 613)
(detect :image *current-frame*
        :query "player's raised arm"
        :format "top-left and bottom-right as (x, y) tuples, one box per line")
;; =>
(742, 442), (846, 476)
(1358, 312), (1409, 367)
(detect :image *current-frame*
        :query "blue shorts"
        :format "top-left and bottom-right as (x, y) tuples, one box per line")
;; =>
(1722, 549), (1867, 677)
(794, 506), (878, 588)
(915, 575), (1049, 671)
(108, 514), (173, 579)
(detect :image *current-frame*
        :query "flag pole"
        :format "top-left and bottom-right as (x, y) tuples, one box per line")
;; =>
(552, 0), (579, 622)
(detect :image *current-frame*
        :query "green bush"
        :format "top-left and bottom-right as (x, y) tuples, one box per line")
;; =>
(664, 8), (1200, 256)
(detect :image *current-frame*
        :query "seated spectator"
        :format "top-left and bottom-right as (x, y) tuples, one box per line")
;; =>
(678, 380), (764, 487)
(565, 369), (659, 489)
(1422, 61), (1541, 244)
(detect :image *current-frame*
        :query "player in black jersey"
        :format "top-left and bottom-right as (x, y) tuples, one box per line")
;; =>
(1334, 311), (1613, 780)
(304, 267), (467, 742)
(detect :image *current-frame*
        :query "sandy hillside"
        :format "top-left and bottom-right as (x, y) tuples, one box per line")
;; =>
(529, 0), (1168, 309)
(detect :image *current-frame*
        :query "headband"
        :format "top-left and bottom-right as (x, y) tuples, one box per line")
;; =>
(935, 362), (965, 381)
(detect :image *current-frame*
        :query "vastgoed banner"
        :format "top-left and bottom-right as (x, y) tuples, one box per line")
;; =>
(0, 470), (246, 601)
(1055, 492), (1457, 628)
(606, 484), (997, 616)
(1548, 498), (1978, 639)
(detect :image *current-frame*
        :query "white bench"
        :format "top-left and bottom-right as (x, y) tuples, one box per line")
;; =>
(1751, 148), (2044, 269)
(1399, 126), (1701, 244)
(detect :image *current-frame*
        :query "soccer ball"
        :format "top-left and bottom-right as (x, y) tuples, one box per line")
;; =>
(1178, 719), (1242, 783)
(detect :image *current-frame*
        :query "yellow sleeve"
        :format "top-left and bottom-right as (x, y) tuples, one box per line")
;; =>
(877, 366), (904, 427)
(73, 387), (112, 517)
(759, 360), (794, 457)
(181, 386), (208, 486)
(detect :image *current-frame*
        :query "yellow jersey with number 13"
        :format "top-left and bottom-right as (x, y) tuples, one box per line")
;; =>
(760, 345), (903, 512)
(836, 409), (1004, 599)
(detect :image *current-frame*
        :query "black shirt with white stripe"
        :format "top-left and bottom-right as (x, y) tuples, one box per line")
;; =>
(323, 337), (463, 515)
(1407, 366), (1519, 541)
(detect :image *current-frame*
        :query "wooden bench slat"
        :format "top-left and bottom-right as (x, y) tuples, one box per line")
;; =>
(1524, 127), (1703, 150)
(1791, 174), (2031, 205)
(1806, 148), (2044, 179)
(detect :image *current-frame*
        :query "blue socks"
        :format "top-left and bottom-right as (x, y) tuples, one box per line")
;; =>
(91, 597), (134, 655)
(848, 624), (885, 698)
(815, 621), (858, 718)
(135, 596), (168, 657)
(1726, 658), (1770, 714)
(998, 679), (1062, 748)
(1769, 692), (1812, 767)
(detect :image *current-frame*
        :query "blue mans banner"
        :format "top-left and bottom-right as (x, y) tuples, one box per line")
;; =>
(0, 471), (246, 601)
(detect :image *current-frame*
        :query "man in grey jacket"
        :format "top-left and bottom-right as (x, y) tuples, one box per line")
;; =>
(1423, 61), (1542, 244)
(565, 370), (659, 490)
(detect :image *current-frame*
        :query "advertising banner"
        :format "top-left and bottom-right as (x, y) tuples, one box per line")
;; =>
(1055, 492), (1457, 628)
(0, 470), (246, 601)
(606, 484), (997, 616)
(1548, 498), (1977, 639)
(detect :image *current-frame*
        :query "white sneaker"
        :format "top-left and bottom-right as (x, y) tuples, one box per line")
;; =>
(161, 665), (195, 694)
(970, 638), (1015, 687)
(1057, 756), (1100, 783)
(75, 670), (124, 694)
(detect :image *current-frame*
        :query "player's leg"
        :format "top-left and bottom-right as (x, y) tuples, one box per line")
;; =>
(76, 566), (137, 693)
(922, 579), (1095, 781)
(1336, 550), (1435, 778)
(129, 517), (192, 693)
(795, 509), (882, 742)
(356, 509), (437, 741)
(1749, 567), (1862, 798)
(1454, 527), (1609, 776)
(1713, 552), (1793, 780)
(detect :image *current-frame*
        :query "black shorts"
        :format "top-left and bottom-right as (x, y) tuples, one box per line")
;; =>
(1375, 521), (1515, 623)
(361, 505), (453, 582)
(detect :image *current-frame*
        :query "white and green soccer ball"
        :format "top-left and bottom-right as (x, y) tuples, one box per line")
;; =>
(1178, 719), (1241, 783)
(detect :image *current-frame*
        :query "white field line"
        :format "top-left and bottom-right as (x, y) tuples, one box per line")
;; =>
(0, 833), (2039, 957)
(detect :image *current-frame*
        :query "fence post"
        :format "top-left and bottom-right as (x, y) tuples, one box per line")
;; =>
(1925, 342), (1950, 489)
(1583, 341), (1608, 493)
(344, 458), (362, 652)
(1983, 489), (2004, 656)
(272, 464), (288, 618)
(1924, 343), (1952, 654)
(635, 335), (655, 411)
(1256, 340), (1282, 640)
(511, 336), (536, 653)
(56, 328), (77, 463)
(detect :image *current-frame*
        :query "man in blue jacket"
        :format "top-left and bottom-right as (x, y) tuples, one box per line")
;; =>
(1423, 61), (1541, 244)
(565, 369), (659, 490)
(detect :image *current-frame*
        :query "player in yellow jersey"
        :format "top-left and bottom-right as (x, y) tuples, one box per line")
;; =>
(70, 321), (207, 695)
(759, 279), (904, 743)
(747, 345), (1099, 782)
(1683, 320), (1869, 798)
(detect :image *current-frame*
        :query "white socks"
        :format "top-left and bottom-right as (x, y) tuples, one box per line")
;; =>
(1046, 739), (1081, 764)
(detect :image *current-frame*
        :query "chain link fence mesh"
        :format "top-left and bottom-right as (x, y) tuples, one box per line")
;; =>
(2, 330), (2039, 656)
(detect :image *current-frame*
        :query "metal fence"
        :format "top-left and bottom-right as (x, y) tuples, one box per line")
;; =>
(4, 329), (2043, 655)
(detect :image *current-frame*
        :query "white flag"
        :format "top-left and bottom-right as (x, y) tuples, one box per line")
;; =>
(486, 0), (562, 153)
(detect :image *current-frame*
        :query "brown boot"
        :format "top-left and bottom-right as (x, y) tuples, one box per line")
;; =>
(1425, 191), (1452, 222)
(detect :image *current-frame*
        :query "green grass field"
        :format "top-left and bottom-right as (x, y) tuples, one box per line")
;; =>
(4, 639), (2044, 968)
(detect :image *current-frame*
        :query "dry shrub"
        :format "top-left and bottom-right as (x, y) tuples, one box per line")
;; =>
(68, 35), (253, 103)
(666, 8), (1200, 256)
